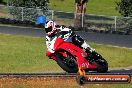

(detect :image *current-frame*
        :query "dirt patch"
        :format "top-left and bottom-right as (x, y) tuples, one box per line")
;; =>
(0, 77), (131, 88)
(0, 12), (8, 17)
(0, 77), (79, 88)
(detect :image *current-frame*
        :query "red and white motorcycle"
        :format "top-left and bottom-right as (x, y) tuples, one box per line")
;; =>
(45, 33), (108, 75)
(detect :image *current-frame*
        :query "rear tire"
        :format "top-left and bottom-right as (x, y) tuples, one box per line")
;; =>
(56, 51), (78, 73)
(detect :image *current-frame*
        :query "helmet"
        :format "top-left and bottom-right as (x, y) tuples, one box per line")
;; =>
(45, 21), (57, 36)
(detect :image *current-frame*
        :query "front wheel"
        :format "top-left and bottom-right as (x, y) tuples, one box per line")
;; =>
(90, 51), (108, 73)
(96, 57), (108, 73)
(56, 51), (78, 73)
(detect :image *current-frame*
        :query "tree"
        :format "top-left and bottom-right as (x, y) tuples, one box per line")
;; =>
(8, 0), (49, 21)
(0, 0), (6, 5)
(0, 0), (3, 4)
(8, 0), (49, 10)
(116, 0), (132, 17)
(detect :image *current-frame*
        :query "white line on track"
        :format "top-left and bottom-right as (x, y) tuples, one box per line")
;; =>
(95, 43), (132, 49)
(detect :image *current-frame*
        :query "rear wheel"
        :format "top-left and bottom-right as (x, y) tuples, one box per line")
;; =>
(56, 51), (78, 73)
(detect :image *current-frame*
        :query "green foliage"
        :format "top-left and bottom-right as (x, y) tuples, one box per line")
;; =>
(8, 0), (49, 21)
(116, 0), (132, 17)
(0, 0), (3, 3)
(9, 0), (49, 10)
(0, 0), (6, 4)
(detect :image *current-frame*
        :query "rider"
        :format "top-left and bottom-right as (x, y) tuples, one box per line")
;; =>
(45, 20), (95, 57)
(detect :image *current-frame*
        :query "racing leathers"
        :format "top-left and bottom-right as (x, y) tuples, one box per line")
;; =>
(45, 25), (94, 58)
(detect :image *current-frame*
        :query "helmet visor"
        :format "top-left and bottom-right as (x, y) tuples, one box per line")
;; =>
(45, 26), (52, 33)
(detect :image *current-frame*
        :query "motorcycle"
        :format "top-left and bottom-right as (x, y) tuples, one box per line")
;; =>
(45, 35), (108, 75)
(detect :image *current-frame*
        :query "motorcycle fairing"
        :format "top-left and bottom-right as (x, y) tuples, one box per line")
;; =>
(53, 38), (97, 69)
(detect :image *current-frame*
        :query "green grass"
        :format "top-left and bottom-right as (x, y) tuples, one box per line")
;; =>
(49, 0), (121, 16)
(0, 33), (62, 73)
(91, 43), (132, 68)
(0, 33), (132, 73)
(1, 0), (121, 16)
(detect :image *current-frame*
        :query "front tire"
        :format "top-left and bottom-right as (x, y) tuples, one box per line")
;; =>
(56, 52), (78, 73)
(91, 51), (108, 73)
(96, 57), (108, 73)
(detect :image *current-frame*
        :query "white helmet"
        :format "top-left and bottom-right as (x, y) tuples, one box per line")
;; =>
(45, 21), (57, 36)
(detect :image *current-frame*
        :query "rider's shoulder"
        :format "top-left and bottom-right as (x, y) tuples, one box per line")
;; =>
(55, 24), (73, 32)
(61, 25), (72, 31)
(46, 36), (50, 40)
(61, 27), (71, 31)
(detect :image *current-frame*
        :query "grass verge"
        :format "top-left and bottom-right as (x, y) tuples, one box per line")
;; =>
(0, 33), (132, 73)
(49, 0), (120, 16)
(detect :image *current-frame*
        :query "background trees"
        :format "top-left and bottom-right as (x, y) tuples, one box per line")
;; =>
(116, 0), (132, 17)
(8, 0), (49, 10)
(0, 0), (6, 5)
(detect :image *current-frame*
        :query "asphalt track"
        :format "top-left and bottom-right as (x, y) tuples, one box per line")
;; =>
(0, 72), (131, 78)
(0, 25), (132, 75)
(0, 26), (132, 48)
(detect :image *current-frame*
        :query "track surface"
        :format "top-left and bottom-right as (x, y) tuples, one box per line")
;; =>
(0, 26), (132, 48)
(0, 72), (132, 77)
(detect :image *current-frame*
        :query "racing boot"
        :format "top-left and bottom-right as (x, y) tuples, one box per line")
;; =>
(81, 42), (95, 62)
(81, 41), (95, 52)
